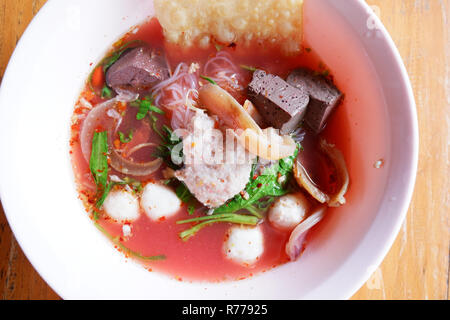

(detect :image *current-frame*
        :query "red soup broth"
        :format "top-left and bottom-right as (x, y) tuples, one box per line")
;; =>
(71, 1), (389, 282)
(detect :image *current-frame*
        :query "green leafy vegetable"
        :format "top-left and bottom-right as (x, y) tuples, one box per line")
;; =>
(187, 205), (196, 216)
(118, 130), (134, 144)
(176, 146), (300, 240)
(95, 182), (114, 209)
(136, 100), (152, 120)
(176, 183), (193, 203)
(94, 222), (165, 261)
(89, 131), (110, 217)
(154, 125), (183, 170)
(200, 75), (217, 85)
(177, 213), (259, 241)
(101, 85), (113, 99)
(214, 145), (299, 215)
(175, 182), (197, 216)
(89, 132), (145, 213)
(130, 97), (164, 121)
(90, 131), (109, 191)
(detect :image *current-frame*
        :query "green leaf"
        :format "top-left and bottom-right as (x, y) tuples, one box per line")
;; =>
(149, 105), (165, 115)
(187, 205), (195, 215)
(131, 97), (164, 121)
(200, 75), (217, 85)
(177, 213), (259, 241)
(153, 125), (183, 170)
(214, 145), (299, 215)
(95, 182), (115, 209)
(89, 131), (109, 191)
(176, 183), (193, 203)
(118, 130), (133, 143)
(101, 85), (113, 99)
(136, 100), (151, 120)
(175, 146), (299, 241)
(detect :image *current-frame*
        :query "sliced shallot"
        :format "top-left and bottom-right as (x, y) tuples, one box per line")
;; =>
(125, 142), (157, 157)
(80, 97), (162, 177)
(285, 205), (327, 261)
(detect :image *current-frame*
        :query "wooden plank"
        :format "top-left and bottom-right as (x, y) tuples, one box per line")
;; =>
(0, 0), (448, 300)
(0, 0), (59, 300)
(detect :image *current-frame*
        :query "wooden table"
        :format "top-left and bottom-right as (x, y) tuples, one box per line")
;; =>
(0, 0), (448, 300)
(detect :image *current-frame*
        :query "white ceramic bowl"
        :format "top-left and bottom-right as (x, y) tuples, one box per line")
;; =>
(0, 0), (417, 299)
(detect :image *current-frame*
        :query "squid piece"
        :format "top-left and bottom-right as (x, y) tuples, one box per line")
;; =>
(243, 100), (266, 128)
(198, 84), (297, 160)
(294, 139), (349, 207)
(239, 127), (297, 161)
(198, 84), (262, 133)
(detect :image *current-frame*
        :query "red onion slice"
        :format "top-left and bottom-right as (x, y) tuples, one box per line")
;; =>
(285, 206), (327, 261)
(109, 147), (162, 177)
(80, 98), (117, 163)
(125, 142), (157, 157)
(80, 97), (162, 177)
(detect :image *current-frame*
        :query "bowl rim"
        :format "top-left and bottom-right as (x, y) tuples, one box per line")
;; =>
(323, 0), (419, 299)
(0, 0), (418, 300)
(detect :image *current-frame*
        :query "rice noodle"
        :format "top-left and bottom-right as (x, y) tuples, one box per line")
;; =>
(203, 52), (244, 91)
(171, 105), (197, 131)
(150, 62), (200, 130)
(152, 62), (199, 111)
(152, 55), (243, 130)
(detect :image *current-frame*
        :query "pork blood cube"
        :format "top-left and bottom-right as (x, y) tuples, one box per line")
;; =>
(248, 70), (310, 134)
(106, 46), (169, 92)
(287, 68), (342, 133)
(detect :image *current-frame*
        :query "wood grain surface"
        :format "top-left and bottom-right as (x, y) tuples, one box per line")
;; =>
(0, 0), (448, 300)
